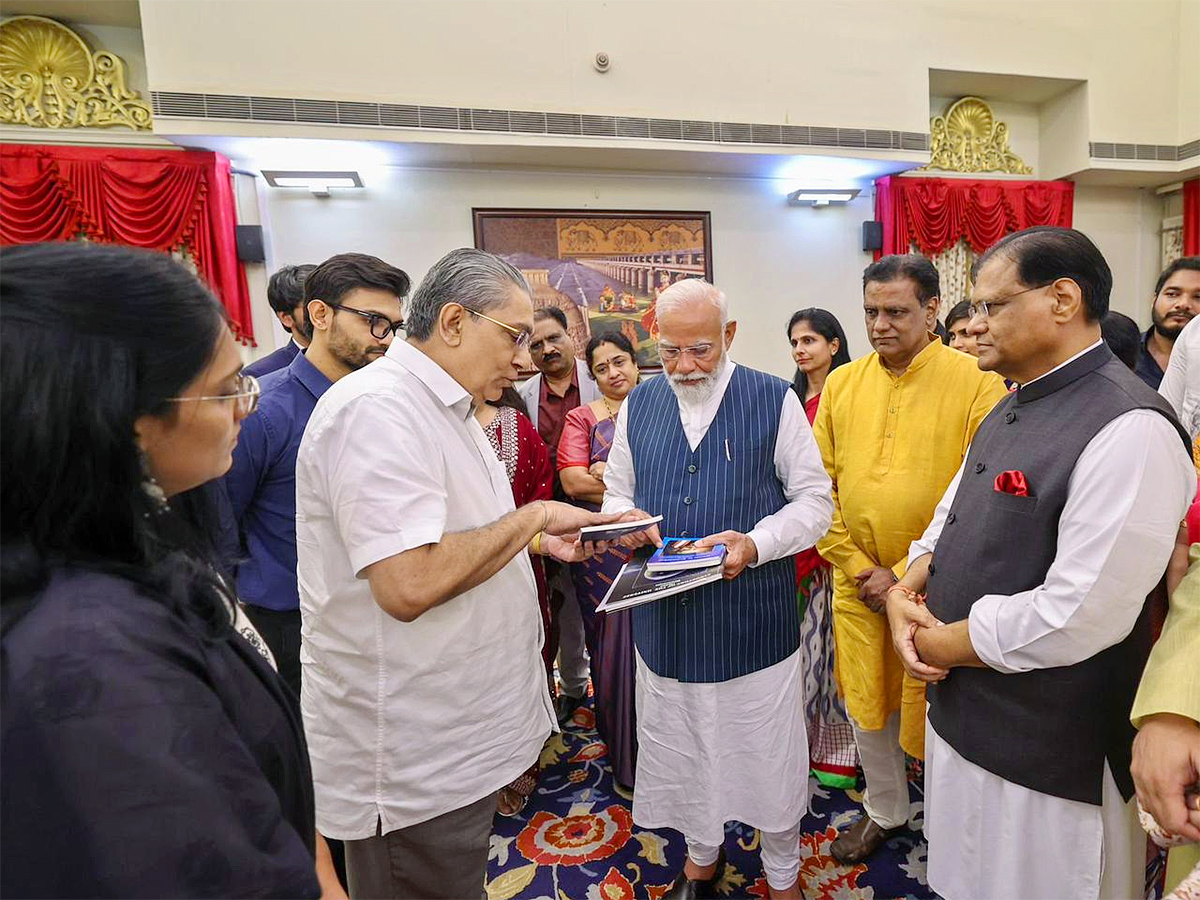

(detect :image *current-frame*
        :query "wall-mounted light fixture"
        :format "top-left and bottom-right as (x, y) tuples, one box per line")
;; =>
(262, 170), (363, 197)
(787, 187), (861, 207)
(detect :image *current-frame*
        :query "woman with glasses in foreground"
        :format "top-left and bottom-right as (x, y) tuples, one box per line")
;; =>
(0, 243), (338, 897)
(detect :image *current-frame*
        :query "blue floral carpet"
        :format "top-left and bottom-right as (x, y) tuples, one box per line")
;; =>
(486, 700), (935, 900)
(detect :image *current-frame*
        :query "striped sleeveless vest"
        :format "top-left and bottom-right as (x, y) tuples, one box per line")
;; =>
(626, 365), (798, 682)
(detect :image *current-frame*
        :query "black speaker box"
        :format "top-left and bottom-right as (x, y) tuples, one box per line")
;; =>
(862, 221), (883, 252)
(235, 225), (266, 263)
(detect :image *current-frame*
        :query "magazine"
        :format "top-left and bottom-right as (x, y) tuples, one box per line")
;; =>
(645, 538), (727, 572)
(597, 553), (724, 613)
(579, 514), (663, 544)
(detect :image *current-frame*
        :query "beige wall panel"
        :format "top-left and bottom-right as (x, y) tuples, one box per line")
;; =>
(1179, 0), (1199, 142)
(139, 0), (1182, 142)
(1072, 184), (1162, 326)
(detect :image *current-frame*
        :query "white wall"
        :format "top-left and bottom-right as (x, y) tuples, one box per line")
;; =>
(260, 166), (876, 379)
(1072, 184), (1164, 326)
(257, 166), (1163, 374)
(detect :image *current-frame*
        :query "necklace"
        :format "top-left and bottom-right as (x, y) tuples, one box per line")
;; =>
(601, 396), (621, 420)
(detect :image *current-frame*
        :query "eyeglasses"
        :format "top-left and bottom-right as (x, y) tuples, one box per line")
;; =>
(329, 303), (405, 340)
(467, 308), (532, 349)
(968, 282), (1055, 320)
(658, 342), (716, 362)
(168, 372), (260, 416)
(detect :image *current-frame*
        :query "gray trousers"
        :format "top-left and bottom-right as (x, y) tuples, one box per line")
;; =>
(344, 792), (497, 899)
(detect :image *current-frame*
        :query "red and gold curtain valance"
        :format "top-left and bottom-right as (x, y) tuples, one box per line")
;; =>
(873, 174), (1075, 260)
(0, 143), (254, 344)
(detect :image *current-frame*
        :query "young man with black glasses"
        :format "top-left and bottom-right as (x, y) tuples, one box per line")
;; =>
(222, 252), (410, 696)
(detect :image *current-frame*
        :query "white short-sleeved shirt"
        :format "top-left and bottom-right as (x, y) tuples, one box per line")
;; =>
(295, 339), (555, 840)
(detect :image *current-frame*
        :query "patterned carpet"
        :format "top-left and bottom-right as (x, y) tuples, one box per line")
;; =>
(486, 700), (935, 900)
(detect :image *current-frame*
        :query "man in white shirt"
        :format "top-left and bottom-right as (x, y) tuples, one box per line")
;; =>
(296, 248), (618, 899)
(1160, 313), (1200, 440)
(885, 227), (1195, 899)
(603, 280), (833, 900)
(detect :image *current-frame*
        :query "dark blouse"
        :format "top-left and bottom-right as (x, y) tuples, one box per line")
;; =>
(1, 568), (319, 898)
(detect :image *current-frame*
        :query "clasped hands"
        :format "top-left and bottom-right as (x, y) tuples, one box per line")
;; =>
(884, 587), (950, 683)
(612, 508), (759, 580)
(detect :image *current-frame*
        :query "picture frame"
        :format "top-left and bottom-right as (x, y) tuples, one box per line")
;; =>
(472, 208), (713, 370)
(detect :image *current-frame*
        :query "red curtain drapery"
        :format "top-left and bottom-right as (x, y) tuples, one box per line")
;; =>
(873, 175), (1075, 260)
(1184, 178), (1199, 257)
(0, 143), (254, 344)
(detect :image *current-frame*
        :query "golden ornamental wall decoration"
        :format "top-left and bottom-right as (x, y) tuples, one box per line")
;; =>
(0, 15), (151, 130)
(924, 96), (1031, 175)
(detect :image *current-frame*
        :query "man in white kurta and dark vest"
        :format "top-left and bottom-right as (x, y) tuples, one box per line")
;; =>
(603, 279), (833, 899)
(884, 226), (1196, 899)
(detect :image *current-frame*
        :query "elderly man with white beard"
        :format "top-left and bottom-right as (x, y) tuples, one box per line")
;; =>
(602, 279), (833, 899)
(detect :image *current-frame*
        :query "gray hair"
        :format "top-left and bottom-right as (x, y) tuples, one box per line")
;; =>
(404, 248), (530, 341)
(655, 278), (729, 325)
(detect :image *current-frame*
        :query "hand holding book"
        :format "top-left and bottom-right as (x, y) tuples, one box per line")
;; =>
(692, 530), (759, 580)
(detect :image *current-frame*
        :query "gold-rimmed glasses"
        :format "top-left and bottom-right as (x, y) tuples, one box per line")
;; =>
(168, 372), (260, 416)
(658, 342), (717, 362)
(468, 308), (532, 349)
(968, 282), (1056, 320)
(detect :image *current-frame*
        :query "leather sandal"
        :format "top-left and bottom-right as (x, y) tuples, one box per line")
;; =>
(830, 816), (904, 864)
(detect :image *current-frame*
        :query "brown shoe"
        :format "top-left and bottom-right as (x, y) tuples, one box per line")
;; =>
(829, 816), (903, 864)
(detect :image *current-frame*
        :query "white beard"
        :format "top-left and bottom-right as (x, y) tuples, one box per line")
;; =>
(668, 368), (720, 405)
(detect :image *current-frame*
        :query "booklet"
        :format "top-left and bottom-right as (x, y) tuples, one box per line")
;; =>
(579, 515), (663, 544)
(597, 553), (724, 613)
(645, 538), (727, 572)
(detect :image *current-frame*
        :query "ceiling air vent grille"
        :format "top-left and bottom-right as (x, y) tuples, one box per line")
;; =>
(546, 113), (582, 135)
(581, 115), (617, 137)
(417, 106), (459, 129)
(151, 91), (951, 153)
(249, 96), (296, 122)
(294, 99), (338, 124)
(337, 102), (380, 126)
(379, 104), (419, 127)
(510, 111), (548, 134)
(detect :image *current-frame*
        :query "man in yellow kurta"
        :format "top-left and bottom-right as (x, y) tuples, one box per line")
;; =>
(1131, 540), (1200, 894)
(813, 254), (1007, 864)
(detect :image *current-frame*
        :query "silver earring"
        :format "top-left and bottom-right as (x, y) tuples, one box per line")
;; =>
(138, 450), (170, 514)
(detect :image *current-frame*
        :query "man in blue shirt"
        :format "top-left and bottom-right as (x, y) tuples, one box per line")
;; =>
(244, 264), (317, 379)
(224, 253), (410, 694)
(1135, 256), (1200, 389)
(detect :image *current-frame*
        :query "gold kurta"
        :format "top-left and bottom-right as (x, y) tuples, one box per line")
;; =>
(814, 338), (1008, 757)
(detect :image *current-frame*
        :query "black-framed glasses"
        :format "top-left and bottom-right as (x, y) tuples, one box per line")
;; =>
(169, 372), (260, 416)
(968, 282), (1056, 320)
(330, 303), (404, 340)
(467, 308), (532, 349)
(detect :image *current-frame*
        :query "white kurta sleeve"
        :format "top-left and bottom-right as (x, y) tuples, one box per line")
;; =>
(746, 388), (834, 565)
(909, 459), (967, 566)
(1159, 315), (1199, 440)
(968, 410), (1195, 674)
(600, 400), (636, 515)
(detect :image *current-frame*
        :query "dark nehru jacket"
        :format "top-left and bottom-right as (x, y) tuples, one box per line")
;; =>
(925, 343), (1189, 805)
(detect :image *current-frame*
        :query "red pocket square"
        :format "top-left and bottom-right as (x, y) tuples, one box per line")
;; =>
(994, 470), (1030, 497)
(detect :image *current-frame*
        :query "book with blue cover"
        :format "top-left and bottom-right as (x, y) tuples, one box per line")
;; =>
(645, 538), (727, 573)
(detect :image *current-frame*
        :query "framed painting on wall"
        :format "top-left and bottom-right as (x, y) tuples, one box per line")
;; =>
(472, 208), (713, 368)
